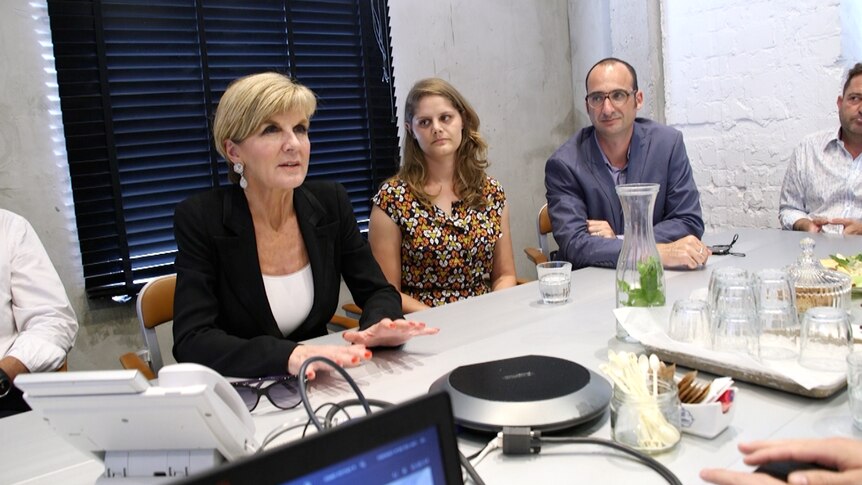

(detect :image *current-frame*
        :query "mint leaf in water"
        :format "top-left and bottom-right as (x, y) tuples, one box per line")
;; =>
(618, 256), (665, 307)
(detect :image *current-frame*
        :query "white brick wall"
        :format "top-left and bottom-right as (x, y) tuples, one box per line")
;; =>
(661, 0), (844, 229)
(844, 0), (862, 63)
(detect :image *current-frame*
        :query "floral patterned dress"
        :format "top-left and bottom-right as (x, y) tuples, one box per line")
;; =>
(373, 176), (506, 307)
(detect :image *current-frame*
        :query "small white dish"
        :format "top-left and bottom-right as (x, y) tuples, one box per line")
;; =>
(680, 387), (737, 438)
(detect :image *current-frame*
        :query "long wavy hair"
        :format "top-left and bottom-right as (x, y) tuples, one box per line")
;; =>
(398, 78), (489, 209)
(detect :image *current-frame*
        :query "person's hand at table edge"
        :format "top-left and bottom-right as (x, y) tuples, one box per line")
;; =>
(829, 217), (862, 235)
(342, 318), (439, 347)
(793, 217), (828, 233)
(287, 344), (372, 380)
(658, 235), (710, 269)
(700, 438), (862, 485)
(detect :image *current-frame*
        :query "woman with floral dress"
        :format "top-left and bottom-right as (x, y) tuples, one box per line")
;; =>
(369, 78), (517, 312)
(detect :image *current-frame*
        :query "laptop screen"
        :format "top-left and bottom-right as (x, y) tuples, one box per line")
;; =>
(281, 425), (444, 485)
(177, 392), (462, 485)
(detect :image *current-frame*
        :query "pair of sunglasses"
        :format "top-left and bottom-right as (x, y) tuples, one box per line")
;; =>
(231, 375), (302, 412)
(709, 233), (745, 257)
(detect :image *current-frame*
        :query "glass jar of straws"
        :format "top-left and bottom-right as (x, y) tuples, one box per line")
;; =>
(610, 376), (681, 453)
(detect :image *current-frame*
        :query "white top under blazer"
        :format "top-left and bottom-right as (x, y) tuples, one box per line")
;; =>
(262, 264), (314, 337)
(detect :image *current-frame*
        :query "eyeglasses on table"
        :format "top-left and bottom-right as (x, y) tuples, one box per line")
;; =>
(231, 375), (302, 412)
(709, 233), (745, 257)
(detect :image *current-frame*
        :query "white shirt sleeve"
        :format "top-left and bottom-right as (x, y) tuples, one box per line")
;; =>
(0, 211), (78, 372)
(778, 141), (811, 229)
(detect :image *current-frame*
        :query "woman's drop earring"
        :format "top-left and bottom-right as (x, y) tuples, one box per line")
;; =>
(233, 163), (248, 189)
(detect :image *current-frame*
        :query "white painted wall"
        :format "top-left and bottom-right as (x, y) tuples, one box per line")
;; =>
(843, 0), (862, 64)
(661, 0), (844, 229)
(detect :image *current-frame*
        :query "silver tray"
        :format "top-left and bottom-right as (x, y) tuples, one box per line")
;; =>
(642, 344), (846, 399)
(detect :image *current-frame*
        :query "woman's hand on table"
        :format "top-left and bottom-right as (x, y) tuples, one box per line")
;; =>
(287, 344), (371, 380)
(700, 438), (862, 485)
(342, 318), (439, 347)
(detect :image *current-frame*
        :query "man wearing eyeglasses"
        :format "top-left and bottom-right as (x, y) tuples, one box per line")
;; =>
(779, 62), (862, 235)
(545, 57), (708, 270)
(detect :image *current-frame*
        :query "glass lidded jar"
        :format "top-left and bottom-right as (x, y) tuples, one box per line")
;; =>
(610, 377), (681, 454)
(615, 183), (666, 342)
(785, 238), (851, 320)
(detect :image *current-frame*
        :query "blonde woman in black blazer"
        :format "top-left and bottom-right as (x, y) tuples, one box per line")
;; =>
(173, 73), (438, 379)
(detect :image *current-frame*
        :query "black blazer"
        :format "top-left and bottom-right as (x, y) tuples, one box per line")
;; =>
(172, 182), (403, 377)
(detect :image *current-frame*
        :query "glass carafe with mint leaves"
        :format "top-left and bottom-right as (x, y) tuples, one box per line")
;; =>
(615, 183), (666, 342)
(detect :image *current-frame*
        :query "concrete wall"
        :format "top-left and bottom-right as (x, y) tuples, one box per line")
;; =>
(568, 1), (612, 131)
(608, 0), (665, 123)
(0, 2), (142, 372)
(388, 0), (573, 281)
(567, 0), (665, 127)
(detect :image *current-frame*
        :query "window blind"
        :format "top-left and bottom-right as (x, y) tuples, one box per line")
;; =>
(46, 0), (398, 298)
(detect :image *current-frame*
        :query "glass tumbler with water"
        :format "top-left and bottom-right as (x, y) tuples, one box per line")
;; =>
(536, 261), (572, 304)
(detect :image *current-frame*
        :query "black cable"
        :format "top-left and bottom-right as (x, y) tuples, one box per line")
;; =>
(259, 422), (309, 451)
(301, 416), (315, 438)
(302, 402), (349, 438)
(293, 361), (485, 484)
(537, 436), (681, 485)
(323, 398), (391, 428)
(319, 401), (353, 430)
(459, 450), (486, 485)
(298, 356), (371, 431)
(466, 448), (483, 460)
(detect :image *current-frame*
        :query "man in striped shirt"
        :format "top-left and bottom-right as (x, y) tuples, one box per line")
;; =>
(779, 63), (862, 235)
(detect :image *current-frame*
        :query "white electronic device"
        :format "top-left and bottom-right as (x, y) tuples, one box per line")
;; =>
(16, 363), (258, 483)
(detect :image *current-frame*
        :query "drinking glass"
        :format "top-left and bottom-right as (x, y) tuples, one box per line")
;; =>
(667, 299), (710, 346)
(711, 307), (761, 359)
(536, 261), (572, 304)
(708, 267), (752, 317)
(798, 307), (852, 372)
(754, 269), (799, 360)
(847, 352), (862, 430)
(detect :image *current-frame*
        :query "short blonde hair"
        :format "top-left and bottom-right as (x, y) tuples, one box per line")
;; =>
(213, 72), (317, 183)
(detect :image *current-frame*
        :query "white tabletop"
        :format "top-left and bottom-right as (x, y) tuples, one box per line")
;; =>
(5, 228), (862, 485)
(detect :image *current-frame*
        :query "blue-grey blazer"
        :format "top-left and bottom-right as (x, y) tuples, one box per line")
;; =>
(544, 118), (704, 269)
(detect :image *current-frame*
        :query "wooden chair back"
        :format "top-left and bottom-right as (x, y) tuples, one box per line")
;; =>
(119, 274), (176, 378)
(524, 203), (553, 265)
